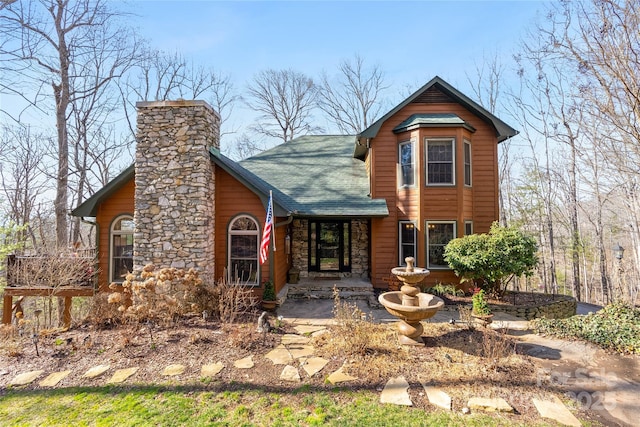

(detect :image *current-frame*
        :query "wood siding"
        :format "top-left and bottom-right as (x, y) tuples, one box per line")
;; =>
(95, 179), (135, 291)
(369, 102), (500, 288)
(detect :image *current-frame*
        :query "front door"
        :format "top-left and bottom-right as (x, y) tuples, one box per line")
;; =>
(309, 220), (351, 272)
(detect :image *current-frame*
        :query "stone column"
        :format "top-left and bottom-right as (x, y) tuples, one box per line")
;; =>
(133, 100), (219, 280)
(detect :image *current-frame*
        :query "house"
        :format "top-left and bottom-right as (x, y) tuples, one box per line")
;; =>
(71, 76), (517, 299)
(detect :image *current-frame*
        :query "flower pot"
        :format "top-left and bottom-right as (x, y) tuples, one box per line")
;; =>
(261, 300), (277, 311)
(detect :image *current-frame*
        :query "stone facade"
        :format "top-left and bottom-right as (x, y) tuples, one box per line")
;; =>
(291, 219), (369, 279)
(133, 100), (220, 279)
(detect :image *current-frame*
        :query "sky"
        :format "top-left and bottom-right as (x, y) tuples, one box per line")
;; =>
(122, 0), (546, 139)
(1, 0), (547, 152)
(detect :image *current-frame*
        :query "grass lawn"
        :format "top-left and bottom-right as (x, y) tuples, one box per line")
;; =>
(0, 384), (558, 427)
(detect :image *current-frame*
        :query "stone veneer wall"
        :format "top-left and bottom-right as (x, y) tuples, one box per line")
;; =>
(291, 219), (369, 279)
(134, 100), (220, 279)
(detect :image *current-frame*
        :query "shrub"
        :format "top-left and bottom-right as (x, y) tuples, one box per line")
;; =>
(262, 280), (276, 301)
(472, 289), (491, 316)
(444, 222), (538, 296)
(531, 302), (640, 354)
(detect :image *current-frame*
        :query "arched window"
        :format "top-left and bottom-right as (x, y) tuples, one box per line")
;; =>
(110, 215), (134, 283)
(228, 215), (259, 285)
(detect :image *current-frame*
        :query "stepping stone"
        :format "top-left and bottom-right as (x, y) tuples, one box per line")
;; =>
(162, 364), (185, 376)
(280, 365), (301, 382)
(281, 334), (310, 345)
(532, 396), (581, 427)
(201, 362), (224, 377)
(106, 367), (138, 384)
(40, 370), (72, 387)
(468, 397), (514, 413)
(10, 370), (44, 386)
(301, 357), (329, 377)
(234, 355), (254, 369)
(288, 344), (314, 359)
(421, 383), (452, 410)
(265, 345), (292, 365)
(83, 365), (110, 379)
(327, 366), (357, 384)
(293, 325), (326, 335)
(380, 376), (413, 406)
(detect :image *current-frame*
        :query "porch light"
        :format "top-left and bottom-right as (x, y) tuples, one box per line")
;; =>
(612, 243), (625, 260)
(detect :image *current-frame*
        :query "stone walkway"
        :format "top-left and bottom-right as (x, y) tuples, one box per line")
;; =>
(4, 320), (589, 427)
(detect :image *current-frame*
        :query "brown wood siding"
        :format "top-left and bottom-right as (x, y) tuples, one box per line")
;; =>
(95, 179), (135, 291)
(370, 102), (500, 288)
(215, 167), (288, 295)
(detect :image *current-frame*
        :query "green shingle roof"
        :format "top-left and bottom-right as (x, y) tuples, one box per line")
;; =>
(392, 113), (476, 133)
(240, 135), (389, 217)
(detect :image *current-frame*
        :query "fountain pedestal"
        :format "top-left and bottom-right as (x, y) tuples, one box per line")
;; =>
(378, 257), (444, 345)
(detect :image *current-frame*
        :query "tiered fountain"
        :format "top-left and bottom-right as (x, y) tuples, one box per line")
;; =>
(378, 257), (444, 345)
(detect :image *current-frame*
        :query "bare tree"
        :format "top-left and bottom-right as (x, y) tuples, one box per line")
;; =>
(0, 0), (139, 247)
(0, 125), (49, 247)
(122, 49), (239, 142)
(245, 69), (318, 143)
(317, 54), (387, 134)
(228, 132), (267, 161)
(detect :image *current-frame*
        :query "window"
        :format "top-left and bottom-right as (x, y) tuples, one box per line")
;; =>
(398, 141), (415, 187)
(464, 141), (472, 186)
(426, 138), (455, 185)
(426, 221), (456, 269)
(228, 215), (259, 285)
(465, 221), (473, 235)
(110, 215), (134, 283)
(399, 221), (417, 265)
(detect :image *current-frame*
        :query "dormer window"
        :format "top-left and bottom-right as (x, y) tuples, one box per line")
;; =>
(398, 141), (415, 188)
(426, 138), (455, 185)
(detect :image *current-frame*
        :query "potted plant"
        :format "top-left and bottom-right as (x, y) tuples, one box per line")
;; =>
(471, 288), (493, 326)
(261, 280), (277, 310)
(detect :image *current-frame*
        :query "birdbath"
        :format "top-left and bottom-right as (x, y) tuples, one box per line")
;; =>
(378, 257), (444, 345)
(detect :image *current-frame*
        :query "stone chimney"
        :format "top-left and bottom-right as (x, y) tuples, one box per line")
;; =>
(133, 100), (219, 279)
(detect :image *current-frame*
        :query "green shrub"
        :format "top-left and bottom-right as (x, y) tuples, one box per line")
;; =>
(444, 222), (538, 296)
(531, 302), (640, 354)
(472, 289), (491, 316)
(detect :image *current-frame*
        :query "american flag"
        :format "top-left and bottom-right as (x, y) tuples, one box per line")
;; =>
(259, 192), (274, 265)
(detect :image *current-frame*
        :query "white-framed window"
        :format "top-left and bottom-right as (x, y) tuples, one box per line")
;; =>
(398, 140), (415, 188)
(228, 215), (259, 285)
(465, 221), (473, 235)
(426, 220), (456, 269)
(399, 221), (417, 265)
(426, 138), (455, 185)
(110, 215), (134, 283)
(464, 140), (472, 186)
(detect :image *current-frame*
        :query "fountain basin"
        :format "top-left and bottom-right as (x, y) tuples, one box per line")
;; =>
(391, 266), (431, 285)
(378, 292), (444, 322)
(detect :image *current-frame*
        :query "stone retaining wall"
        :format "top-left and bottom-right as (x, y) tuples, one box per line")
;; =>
(440, 293), (577, 320)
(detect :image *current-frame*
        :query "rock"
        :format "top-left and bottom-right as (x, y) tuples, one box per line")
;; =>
(162, 364), (185, 376)
(422, 383), (452, 410)
(280, 365), (301, 382)
(327, 366), (357, 384)
(301, 357), (329, 377)
(107, 367), (138, 384)
(265, 345), (292, 365)
(82, 365), (110, 379)
(201, 362), (224, 377)
(39, 370), (72, 387)
(532, 396), (581, 427)
(10, 370), (44, 386)
(233, 355), (254, 369)
(467, 397), (514, 413)
(380, 376), (412, 406)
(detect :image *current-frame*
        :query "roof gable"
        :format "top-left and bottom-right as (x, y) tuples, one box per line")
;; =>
(355, 76), (517, 159)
